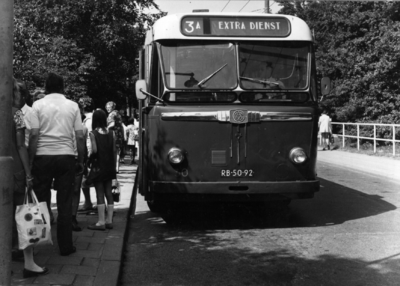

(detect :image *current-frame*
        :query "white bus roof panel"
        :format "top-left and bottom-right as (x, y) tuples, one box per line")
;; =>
(146, 13), (312, 44)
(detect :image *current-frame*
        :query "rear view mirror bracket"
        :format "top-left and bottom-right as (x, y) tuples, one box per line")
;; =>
(135, 79), (166, 105)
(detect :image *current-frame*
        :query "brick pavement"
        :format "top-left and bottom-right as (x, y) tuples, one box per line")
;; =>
(11, 160), (137, 286)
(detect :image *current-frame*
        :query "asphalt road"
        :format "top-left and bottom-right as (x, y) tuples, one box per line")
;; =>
(120, 162), (400, 286)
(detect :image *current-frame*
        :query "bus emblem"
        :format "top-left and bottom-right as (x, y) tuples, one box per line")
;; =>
(230, 110), (248, 124)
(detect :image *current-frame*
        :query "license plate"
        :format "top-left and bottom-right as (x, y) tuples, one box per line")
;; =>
(221, 169), (254, 177)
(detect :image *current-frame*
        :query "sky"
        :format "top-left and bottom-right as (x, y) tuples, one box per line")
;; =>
(151, 0), (282, 14)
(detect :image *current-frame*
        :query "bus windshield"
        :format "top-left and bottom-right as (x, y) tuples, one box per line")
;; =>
(160, 41), (237, 90)
(239, 41), (310, 90)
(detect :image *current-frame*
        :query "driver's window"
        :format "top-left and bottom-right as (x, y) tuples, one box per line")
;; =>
(239, 41), (310, 90)
(160, 41), (237, 90)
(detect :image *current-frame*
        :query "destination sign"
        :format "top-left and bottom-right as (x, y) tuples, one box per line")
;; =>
(181, 16), (291, 37)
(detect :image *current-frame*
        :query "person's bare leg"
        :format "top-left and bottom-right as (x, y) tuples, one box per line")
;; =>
(23, 247), (44, 272)
(80, 187), (93, 210)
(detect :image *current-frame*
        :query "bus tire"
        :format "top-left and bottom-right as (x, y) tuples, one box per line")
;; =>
(147, 200), (167, 213)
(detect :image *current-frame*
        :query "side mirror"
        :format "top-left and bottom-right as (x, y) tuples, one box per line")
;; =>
(321, 77), (331, 96)
(135, 80), (148, 100)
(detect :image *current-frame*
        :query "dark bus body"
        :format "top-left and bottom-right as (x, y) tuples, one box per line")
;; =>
(135, 13), (325, 213)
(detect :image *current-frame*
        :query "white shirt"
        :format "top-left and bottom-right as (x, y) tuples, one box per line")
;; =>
(122, 123), (128, 141)
(318, 114), (332, 133)
(31, 93), (83, 156)
(134, 119), (139, 148)
(20, 104), (33, 147)
(83, 112), (93, 154)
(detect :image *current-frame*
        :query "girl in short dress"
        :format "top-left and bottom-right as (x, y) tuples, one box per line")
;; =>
(87, 109), (117, 230)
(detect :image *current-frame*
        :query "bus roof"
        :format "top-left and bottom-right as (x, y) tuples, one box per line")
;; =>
(145, 12), (313, 45)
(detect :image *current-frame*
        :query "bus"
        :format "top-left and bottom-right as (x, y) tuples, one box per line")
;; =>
(135, 12), (330, 214)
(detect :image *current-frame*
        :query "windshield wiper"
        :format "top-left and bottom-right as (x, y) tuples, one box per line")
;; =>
(240, 76), (280, 86)
(197, 63), (227, 88)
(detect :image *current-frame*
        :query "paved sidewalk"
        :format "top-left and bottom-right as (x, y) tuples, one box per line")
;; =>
(11, 160), (137, 286)
(317, 148), (400, 183)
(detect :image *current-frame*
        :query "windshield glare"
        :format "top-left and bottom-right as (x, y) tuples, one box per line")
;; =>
(239, 42), (310, 90)
(160, 41), (237, 90)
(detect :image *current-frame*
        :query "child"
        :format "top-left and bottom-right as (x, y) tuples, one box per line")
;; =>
(87, 109), (117, 230)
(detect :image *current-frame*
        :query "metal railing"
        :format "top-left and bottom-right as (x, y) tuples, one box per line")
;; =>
(329, 122), (400, 156)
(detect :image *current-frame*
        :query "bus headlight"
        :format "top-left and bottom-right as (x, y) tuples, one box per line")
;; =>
(289, 148), (307, 164)
(168, 148), (184, 164)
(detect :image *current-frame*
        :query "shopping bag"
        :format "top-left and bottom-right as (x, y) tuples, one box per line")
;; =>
(112, 179), (120, 202)
(329, 133), (335, 144)
(85, 155), (101, 186)
(15, 188), (53, 250)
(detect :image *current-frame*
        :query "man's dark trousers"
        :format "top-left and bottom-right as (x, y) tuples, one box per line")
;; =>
(32, 155), (75, 254)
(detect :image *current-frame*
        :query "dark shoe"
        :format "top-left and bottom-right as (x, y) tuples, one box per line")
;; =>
(77, 204), (94, 213)
(23, 267), (49, 278)
(322, 148), (326, 151)
(72, 220), (82, 232)
(12, 248), (24, 261)
(327, 145), (330, 150)
(60, 246), (76, 256)
(88, 223), (106, 231)
(105, 223), (113, 229)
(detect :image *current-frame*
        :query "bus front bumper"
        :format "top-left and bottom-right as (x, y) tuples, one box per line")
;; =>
(149, 180), (319, 200)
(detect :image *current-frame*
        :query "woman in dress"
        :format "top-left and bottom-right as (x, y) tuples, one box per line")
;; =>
(12, 78), (49, 277)
(87, 109), (117, 230)
(105, 101), (124, 173)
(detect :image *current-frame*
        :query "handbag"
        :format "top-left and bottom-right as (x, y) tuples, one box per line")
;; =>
(85, 131), (101, 186)
(111, 179), (120, 202)
(329, 133), (335, 144)
(15, 188), (53, 250)
(85, 155), (100, 186)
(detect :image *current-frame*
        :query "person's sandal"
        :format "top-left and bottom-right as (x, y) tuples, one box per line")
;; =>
(88, 224), (106, 231)
(105, 223), (113, 229)
(23, 267), (49, 278)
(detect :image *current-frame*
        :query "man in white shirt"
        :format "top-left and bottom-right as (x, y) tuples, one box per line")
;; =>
(29, 73), (85, 256)
(318, 110), (332, 151)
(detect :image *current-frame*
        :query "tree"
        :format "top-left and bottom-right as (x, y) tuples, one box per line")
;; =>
(276, 1), (400, 124)
(14, 0), (164, 109)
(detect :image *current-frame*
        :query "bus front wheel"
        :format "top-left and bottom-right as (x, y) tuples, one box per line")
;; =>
(147, 200), (168, 213)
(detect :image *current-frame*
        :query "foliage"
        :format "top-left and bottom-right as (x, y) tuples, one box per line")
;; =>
(276, 1), (400, 124)
(13, 0), (164, 109)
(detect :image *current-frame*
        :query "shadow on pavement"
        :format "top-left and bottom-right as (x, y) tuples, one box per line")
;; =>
(122, 209), (400, 286)
(128, 175), (396, 230)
